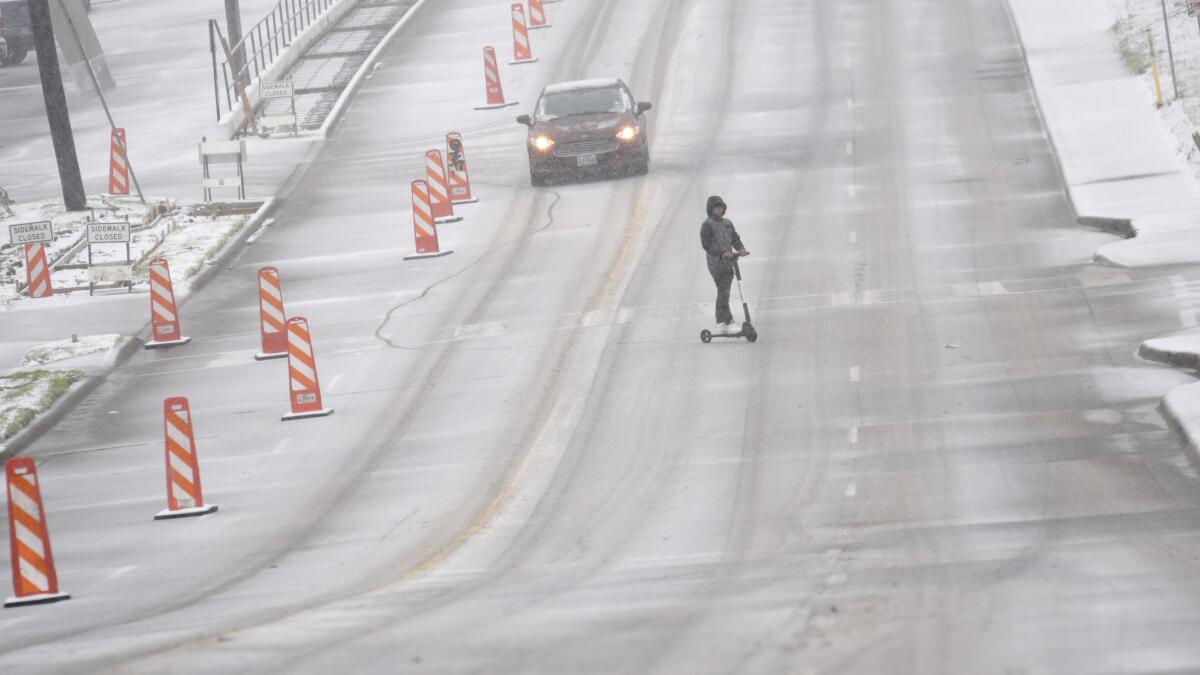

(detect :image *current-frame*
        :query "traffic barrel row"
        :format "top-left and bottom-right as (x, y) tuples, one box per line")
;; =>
(404, 132), (481, 260)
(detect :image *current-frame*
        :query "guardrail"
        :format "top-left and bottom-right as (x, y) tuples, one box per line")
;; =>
(209, 0), (340, 119)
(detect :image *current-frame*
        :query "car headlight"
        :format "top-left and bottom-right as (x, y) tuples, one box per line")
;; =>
(616, 125), (640, 141)
(531, 135), (555, 152)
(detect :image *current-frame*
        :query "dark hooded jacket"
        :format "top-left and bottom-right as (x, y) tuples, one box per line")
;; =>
(699, 195), (743, 263)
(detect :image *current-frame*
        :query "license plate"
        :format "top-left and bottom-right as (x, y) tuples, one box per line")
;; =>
(576, 154), (597, 167)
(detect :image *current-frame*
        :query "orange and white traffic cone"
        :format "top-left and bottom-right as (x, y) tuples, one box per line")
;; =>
(282, 317), (334, 421)
(255, 266), (288, 361)
(5, 458), (70, 607)
(528, 0), (551, 29)
(426, 150), (462, 224)
(108, 128), (129, 196)
(510, 4), (538, 64)
(404, 180), (453, 260)
(145, 258), (191, 349)
(23, 243), (53, 299)
(446, 132), (478, 204)
(476, 46), (519, 110)
(155, 397), (219, 520)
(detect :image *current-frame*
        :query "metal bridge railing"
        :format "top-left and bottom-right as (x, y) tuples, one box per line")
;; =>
(209, 0), (339, 119)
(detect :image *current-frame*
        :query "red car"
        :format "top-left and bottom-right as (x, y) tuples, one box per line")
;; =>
(517, 78), (652, 186)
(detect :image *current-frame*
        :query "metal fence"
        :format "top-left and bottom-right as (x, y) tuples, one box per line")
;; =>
(209, 0), (340, 119)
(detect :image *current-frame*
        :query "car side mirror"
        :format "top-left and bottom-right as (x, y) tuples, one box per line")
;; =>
(636, 102), (652, 114)
(517, 114), (532, 127)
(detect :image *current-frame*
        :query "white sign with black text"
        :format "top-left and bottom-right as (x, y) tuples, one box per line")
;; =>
(87, 221), (131, 245)
(8, 221), (53, 246)
(260, 80), (294, 100)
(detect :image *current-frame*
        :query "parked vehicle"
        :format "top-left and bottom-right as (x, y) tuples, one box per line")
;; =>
(0, 0), (32, 66)
(517, 78), (652, 186)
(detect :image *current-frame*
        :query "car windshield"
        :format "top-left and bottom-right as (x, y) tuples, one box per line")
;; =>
(538, 86), (628, 119)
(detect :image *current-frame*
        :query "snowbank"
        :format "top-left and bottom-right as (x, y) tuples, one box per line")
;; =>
(0, 370), (85, 443)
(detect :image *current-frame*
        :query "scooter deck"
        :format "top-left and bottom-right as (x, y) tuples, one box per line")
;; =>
(700, 322), (758, 343)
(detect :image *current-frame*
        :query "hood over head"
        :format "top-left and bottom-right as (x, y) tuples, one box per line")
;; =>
(706, 195), (726, 219)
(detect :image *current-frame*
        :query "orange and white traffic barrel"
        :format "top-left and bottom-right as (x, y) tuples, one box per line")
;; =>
(528, 0), (551, 29)
(446, 132), (478, 204)
(145, 258), (191, 348)
(426, 150), (462, 224)
(510, 4), (538, 64)
(23, 243), (53, 299)
(108, 128), (130, 196)
(255, 266), (288, 361)
(476, 46), (519, 110)
(404, 179), (454, 260)
(5, 457), (70, 607)
(155, 397), (219, 520)
(282, 317), (334, 421)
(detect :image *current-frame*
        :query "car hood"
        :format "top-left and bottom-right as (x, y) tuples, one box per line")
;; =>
(534, 112), (634, 140)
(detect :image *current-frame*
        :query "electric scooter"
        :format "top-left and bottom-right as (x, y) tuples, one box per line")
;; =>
(700, 257), (757, 343)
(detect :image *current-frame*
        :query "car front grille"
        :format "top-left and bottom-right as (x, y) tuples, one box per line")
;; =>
(554, 139), (619, 157)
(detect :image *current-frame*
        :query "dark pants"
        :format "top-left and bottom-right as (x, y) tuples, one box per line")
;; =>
(707, 257), (735, 324)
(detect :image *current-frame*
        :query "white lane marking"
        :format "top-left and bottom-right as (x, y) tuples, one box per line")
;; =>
(849, 366), (860, 382)
(106, 565), (137, 580)
(848, 231), (857, 244)
(453, 321), (506, 340)
(824, 548), (842, 559)
(1077, 271), (1132, 288)
(847, 184), (860, 198)
(845, 482), (857, 497)
(326, 374), (343, 393)
(848, 426), (858, 444)
(826, 573), (847, 585)
(272, 438), (293, 455)
(845, 140), (854, 156)
(977, 281), (1007, 297)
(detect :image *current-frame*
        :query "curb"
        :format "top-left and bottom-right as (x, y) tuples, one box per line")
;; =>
(0, 335), (141, 461)
(1078, 215), (1136, 239)
(1160, 384), (1200, 463)
(1138, 339), (1200, 371)
(1001, 0), (1080, 225)
(187, 198), (279, 294)
(319, 0), (432, 139)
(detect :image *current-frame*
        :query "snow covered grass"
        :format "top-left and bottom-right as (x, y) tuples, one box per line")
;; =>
(145, 206), (248, 283)
(1106, 0), (1200, 185)
(19, 334), (122, 367)
(0, 195), (168, 303)
(0, 370), (85, 443)
(0, 197), (251, 303)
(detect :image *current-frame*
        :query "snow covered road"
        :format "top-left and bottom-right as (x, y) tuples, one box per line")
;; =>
(5, 0), (1200, 672)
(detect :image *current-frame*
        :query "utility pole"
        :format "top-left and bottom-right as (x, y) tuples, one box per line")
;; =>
(29, 0), (86, 211)
(225, 0), (246, 81)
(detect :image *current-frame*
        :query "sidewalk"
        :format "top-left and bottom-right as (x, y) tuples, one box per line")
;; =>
(1008, 0), (1200, 268)
(1008, 0), (1200, 456)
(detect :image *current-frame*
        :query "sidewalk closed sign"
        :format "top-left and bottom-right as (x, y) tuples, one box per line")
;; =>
(8, 221), (52, 246)
(260, 81), (293, 99)
(87, 221), (131, 244)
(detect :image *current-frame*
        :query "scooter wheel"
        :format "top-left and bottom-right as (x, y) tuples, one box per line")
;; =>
(700, 330), (712, 343)
(745, 328), (758, 343)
